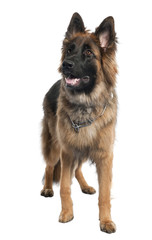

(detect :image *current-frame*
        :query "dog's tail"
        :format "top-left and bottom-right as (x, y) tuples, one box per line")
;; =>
(42, 160), (61, 185)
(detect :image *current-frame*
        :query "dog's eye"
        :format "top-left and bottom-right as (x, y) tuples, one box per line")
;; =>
(84, 49), (93, 57)
(67, 49), (72, 54)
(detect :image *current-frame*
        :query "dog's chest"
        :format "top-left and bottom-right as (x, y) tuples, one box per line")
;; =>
(58, 115), (98, 149)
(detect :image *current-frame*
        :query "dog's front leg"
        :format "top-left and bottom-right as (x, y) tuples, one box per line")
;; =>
(59, 150), (74, 223)
(96, 152), (116, 233)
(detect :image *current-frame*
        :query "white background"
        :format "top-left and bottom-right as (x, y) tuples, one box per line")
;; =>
(0, 0), (152, 239)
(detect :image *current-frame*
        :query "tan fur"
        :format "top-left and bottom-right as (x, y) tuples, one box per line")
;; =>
(41, 13), (118, 234)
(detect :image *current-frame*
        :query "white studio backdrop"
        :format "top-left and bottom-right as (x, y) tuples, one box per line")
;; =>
(0, 0), (152, 239)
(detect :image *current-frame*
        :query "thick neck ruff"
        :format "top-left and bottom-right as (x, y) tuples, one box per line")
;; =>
(68, 103), (107, 133)
(67, 92), (113, 133)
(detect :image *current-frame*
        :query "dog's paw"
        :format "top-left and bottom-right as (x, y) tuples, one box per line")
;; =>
(82, 186), (96, 194)
(59, 210), (74, 223)
(40, 189), (54, 197)
(100, 220), (116, 234)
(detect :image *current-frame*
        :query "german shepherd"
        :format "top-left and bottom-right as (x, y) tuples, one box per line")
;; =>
(41, 12), (117, 233)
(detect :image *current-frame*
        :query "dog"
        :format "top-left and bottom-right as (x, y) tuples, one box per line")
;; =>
(41, 12), (118, 233)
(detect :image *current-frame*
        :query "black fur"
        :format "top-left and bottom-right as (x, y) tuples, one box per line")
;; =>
(61, 36), (98, 94)
(45, 80), (61, 115)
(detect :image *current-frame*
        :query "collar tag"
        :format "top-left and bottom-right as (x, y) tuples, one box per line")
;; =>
(71, 123), (80, 133)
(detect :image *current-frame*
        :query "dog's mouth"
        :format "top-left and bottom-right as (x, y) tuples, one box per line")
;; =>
(65, 75), (90, 87)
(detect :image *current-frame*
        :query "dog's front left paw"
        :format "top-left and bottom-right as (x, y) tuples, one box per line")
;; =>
(100, 220), (116, 234)
(59, 210), (74, 223)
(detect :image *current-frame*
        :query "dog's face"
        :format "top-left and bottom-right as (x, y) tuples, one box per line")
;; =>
(61, 36), (98, 94)
(59, 13), (117, 94)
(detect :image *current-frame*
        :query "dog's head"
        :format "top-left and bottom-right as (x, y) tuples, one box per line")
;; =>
(59, 13), (117, 94)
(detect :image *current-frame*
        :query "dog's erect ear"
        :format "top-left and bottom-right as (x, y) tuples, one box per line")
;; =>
(65, 12), (85, 39)
(95, 17), (116, 51)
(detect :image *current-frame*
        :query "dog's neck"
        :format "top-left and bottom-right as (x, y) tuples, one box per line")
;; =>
(59, 80), (114, 123)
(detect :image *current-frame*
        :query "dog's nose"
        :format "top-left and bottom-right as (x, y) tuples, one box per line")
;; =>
(62, 60), (74, 69)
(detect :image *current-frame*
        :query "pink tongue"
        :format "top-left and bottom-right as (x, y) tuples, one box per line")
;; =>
(65, 78), (80, 86)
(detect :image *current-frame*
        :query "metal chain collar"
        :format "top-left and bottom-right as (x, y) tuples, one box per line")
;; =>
(68, 103), (107, 133)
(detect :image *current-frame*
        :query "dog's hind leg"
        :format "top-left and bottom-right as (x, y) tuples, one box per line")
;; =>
(41, 165), (54, 197)
(75, 164), (96, 194)
(41, 118), (60, 197)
